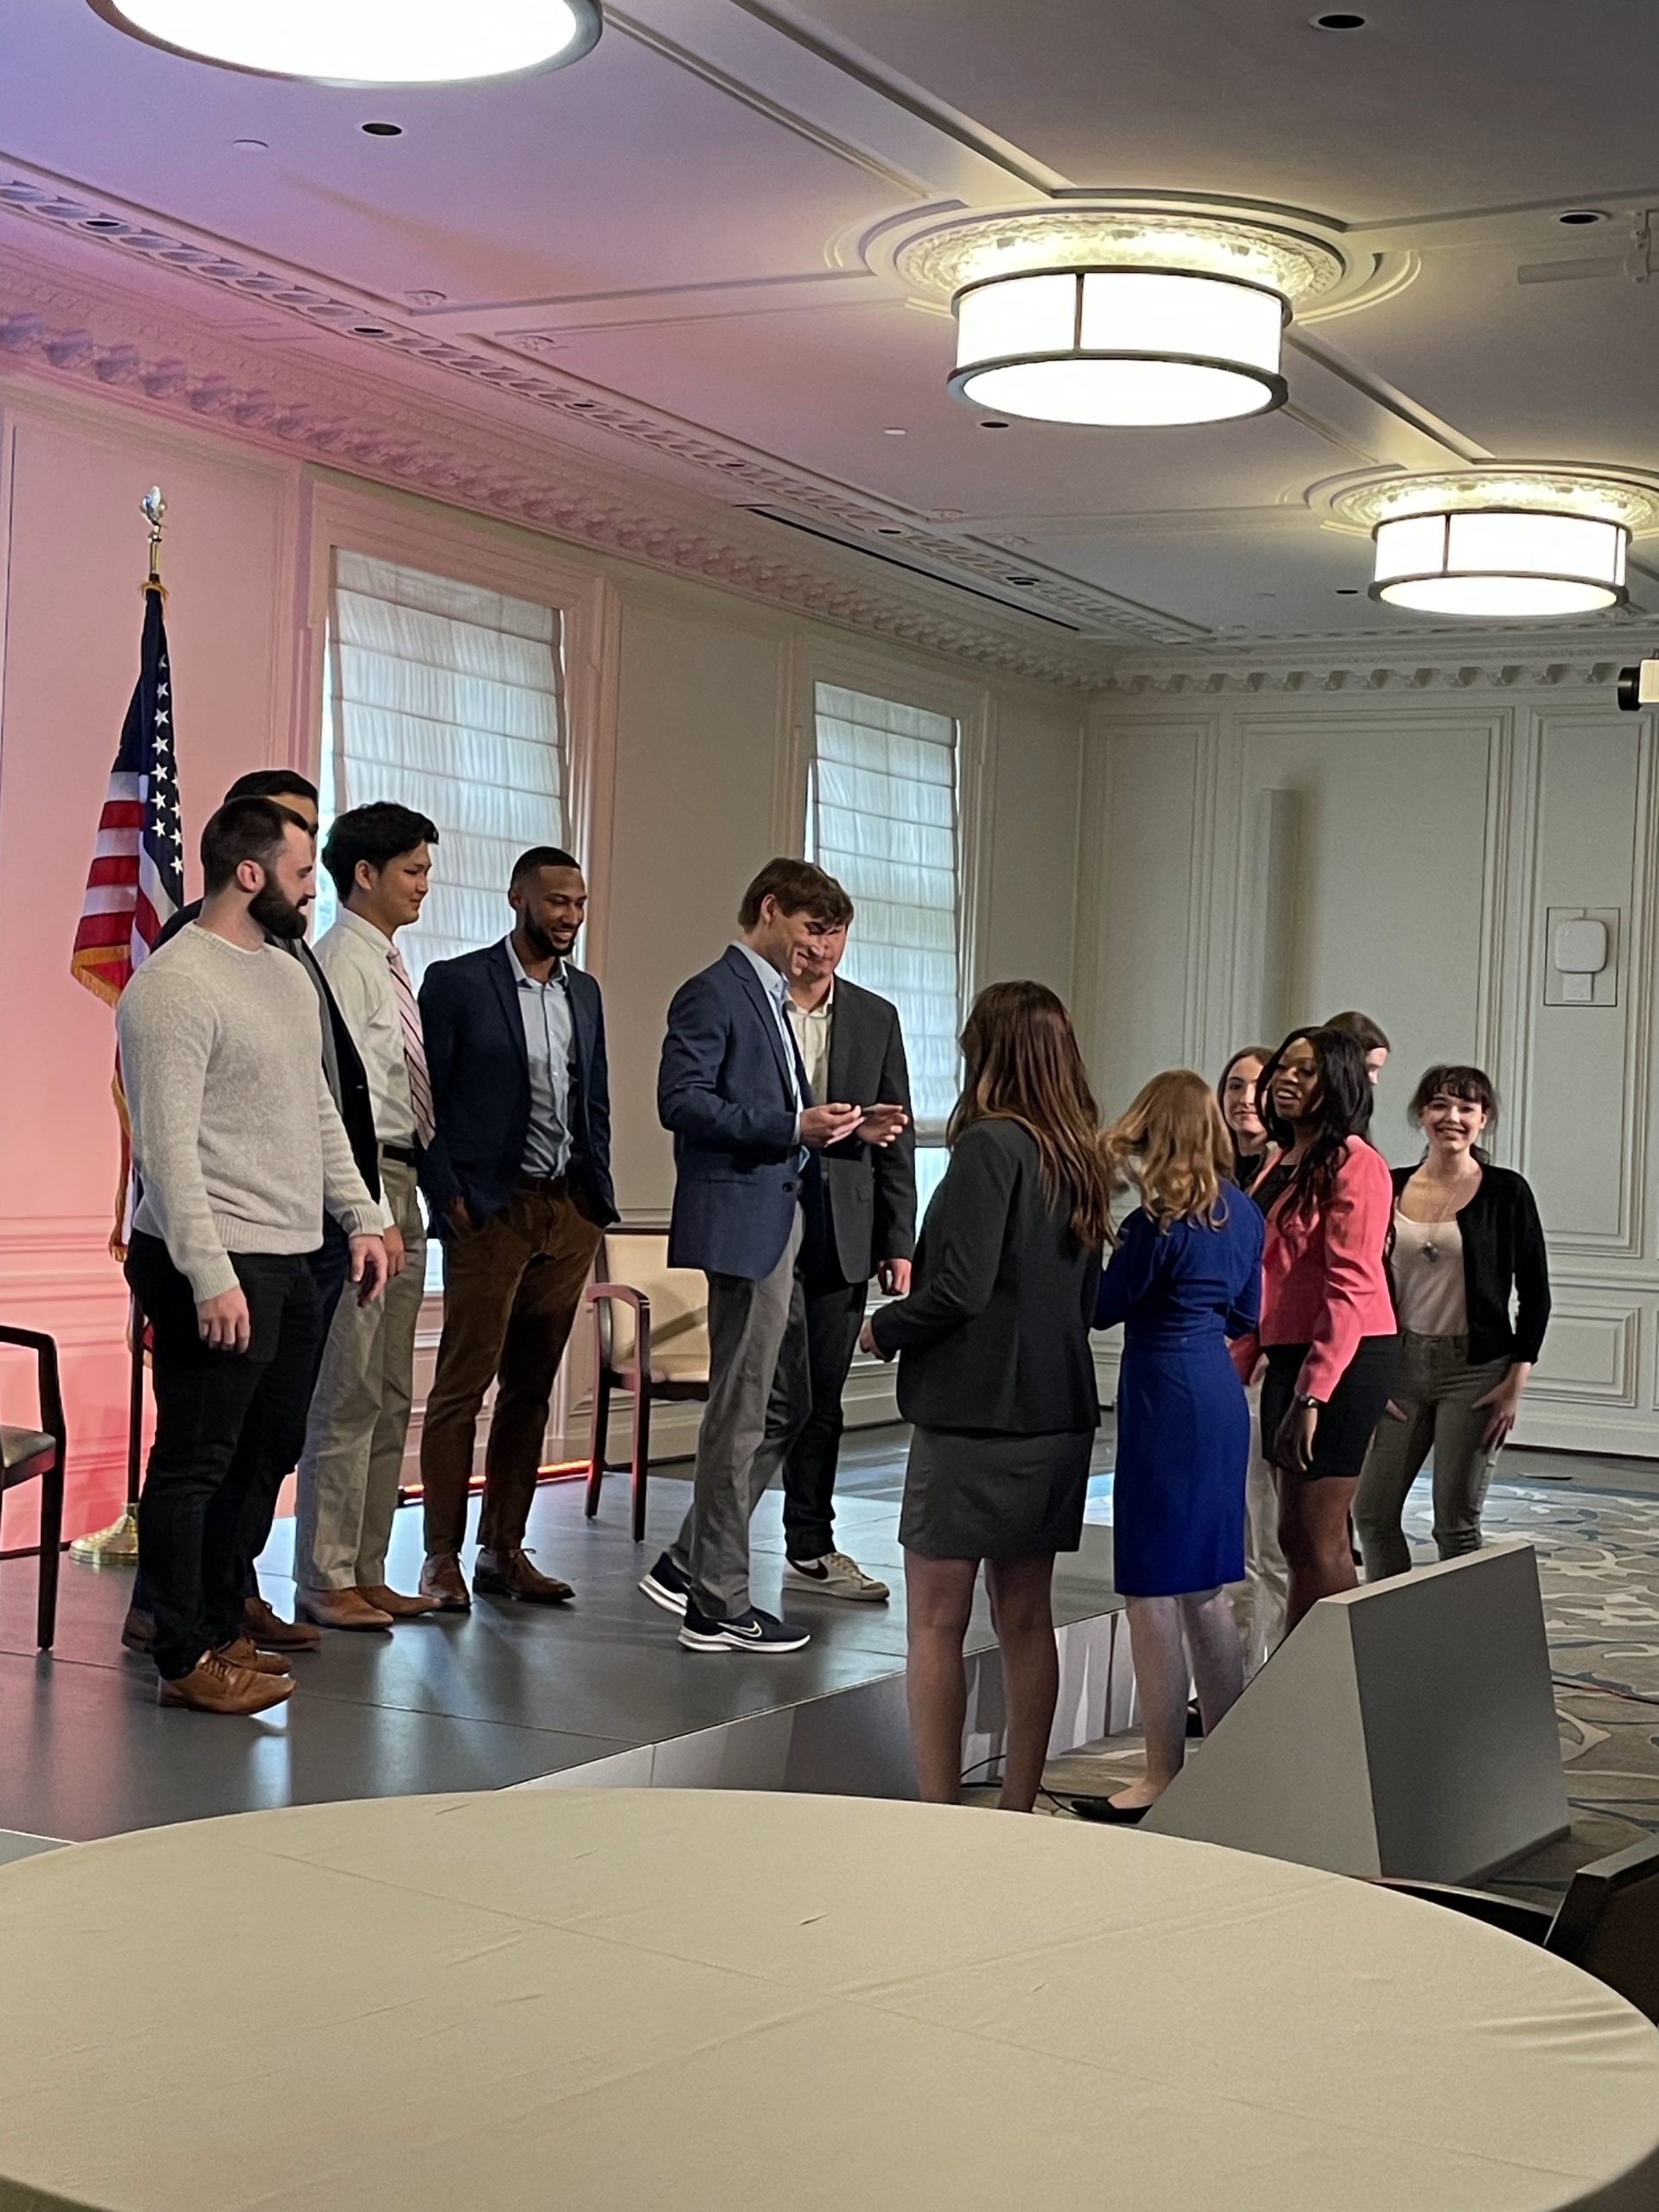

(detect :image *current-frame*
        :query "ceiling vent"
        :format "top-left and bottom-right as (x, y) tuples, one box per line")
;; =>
(741, 506), (1081, 631)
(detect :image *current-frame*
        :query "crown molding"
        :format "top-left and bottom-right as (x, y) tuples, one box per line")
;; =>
(1092, 624), (1647, 697)
(0, 223), (1109, 691)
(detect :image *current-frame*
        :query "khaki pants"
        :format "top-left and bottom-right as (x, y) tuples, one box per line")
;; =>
(420, 1178), (604, 1559)
(294, 1158), (425, 1594)
(1227, 1376), (1288, 1678)
(1354, 1332), (1511, 1581)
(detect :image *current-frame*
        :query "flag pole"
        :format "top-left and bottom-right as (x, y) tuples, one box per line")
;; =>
(69, 488), (168, 1571)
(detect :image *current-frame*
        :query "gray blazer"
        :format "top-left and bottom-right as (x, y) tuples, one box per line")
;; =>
(817, 976), (917, 1287)
(869, 1118), (1101, 1434)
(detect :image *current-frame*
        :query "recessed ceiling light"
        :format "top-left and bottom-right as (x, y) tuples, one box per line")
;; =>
(360, 121), (402, 136)
(89, 0), (602, 83)
(1310, 10), (1367, 27)
(979, 418), (1010, 429)
(232, 138), (269, 154)
(1558, 209), (1610, 226)
(881, 426), (907, 436)
(1335, 587), (1360, 594)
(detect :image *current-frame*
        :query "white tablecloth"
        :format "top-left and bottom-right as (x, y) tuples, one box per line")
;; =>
(1, 1789), (1656, 2211)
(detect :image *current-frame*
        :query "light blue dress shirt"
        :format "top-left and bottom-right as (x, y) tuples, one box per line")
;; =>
(505, 938), (575, 1177)
(732, 939), (805, 1133)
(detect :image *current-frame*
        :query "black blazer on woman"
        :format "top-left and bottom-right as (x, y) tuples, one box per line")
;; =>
(1390, 1162), (1550, 1366)
(868, 1119), (1101, 1434)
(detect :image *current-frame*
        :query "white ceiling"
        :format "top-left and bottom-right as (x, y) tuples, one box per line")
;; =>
(4, 0), (1659, 652)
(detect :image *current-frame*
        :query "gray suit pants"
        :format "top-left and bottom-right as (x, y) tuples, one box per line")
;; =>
(672, 1207), (811, 1618)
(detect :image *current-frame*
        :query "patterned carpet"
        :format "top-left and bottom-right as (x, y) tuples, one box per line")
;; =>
(1479, 1483), (1659, 1902)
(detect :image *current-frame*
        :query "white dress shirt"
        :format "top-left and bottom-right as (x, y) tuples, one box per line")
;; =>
(505, 937), (575, 1178)
(786, 979), (833, 1105)
(313, 908), (416, 1230)
(732, 939), (805, 1135)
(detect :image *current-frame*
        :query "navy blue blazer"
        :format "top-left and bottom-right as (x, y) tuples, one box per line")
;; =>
(658, 944), (811, 1281)
(418, 941), (617, 1231)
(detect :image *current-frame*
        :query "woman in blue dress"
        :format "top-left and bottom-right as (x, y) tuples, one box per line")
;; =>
(1079, 1070), (1264, 1823)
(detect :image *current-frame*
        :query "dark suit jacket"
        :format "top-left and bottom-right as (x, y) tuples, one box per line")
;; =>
(817, 976), (916, 1287)
(418, 941), (617, 1230)
(658, 944), (812, 1281)
(869, 1119), (1101, 1434)
(154, 897), (380, 1205)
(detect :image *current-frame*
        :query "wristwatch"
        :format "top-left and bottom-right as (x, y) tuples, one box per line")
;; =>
(1294, 1392), (1324, 1410)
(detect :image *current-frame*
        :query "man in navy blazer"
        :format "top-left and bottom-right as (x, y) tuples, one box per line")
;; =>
(640, 858), (907, 1654)
(416, 847), (617, 1612)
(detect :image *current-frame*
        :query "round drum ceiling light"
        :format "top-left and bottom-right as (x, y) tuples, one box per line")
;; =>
(87, 0), (603, 82)
(1372, 508), (1628, 617)
(949, 265), (1290, 427)
(1321, 466), (1659, 620)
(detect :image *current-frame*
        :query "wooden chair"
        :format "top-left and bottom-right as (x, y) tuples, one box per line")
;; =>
(1374, 1832), (1659, 2023)
(584, 1228), (709, 1542)
(0, 1325), (67, 1650)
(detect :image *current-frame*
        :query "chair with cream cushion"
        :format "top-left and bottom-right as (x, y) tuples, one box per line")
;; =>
(584, 1229), (709, 1542)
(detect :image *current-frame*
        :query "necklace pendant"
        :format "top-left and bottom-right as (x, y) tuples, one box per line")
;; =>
(1423, 1239), (1439, 1262)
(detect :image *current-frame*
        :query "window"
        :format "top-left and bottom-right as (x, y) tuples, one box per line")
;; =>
(316, 550), (566, 984)
(319, 550), (568, 1290)
(807, 681), (963, 1218)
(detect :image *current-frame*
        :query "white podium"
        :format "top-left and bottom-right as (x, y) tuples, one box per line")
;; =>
(1141, 1541), (1569, 1881)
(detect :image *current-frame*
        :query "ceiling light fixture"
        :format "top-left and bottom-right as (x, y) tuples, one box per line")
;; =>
(1324, 466), (1659, 620)
(894, 210), (1348, 431)
(87, 0), (603, 83)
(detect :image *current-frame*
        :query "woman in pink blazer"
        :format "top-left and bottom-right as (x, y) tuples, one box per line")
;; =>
(1231, 1027), (1398, 1632)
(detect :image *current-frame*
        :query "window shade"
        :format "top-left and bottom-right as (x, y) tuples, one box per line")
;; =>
(321, 550), (565, 985)
(808, 682), (962, 1128)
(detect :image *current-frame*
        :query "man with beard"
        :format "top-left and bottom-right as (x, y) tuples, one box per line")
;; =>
(118, 798), (389, 1713)
(122, 768), (380, 1659)
(416, 847), (617, 1610)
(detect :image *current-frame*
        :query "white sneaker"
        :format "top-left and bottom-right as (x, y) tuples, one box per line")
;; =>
(784, 1550), (890, 1604)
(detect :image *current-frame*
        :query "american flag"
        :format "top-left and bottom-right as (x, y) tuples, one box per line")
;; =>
(70, 587), (183, 1007)
(71, 587), (185, 1248)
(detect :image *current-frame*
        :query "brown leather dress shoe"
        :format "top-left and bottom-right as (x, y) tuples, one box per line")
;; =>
(215, 1636), (294, 1678)
(121, 1605), (156, 1655)
(158, 1651), (294, 1715)
(473, 1548), (574, 1605)
(244, 1596), (321, 1653)
(296, 1587), (394, 1631)
(419, 1554), (472, 1611)
(358, 1584), (441, 1619)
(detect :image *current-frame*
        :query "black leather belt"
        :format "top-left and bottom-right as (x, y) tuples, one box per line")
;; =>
(380, 1143), (420, 1166)
(516, 1172), (569, 1192)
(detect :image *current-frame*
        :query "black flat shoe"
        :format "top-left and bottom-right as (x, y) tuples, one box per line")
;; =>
(1185, 1700), (1205, 1739)
(1068, 1796), (1150, 1825)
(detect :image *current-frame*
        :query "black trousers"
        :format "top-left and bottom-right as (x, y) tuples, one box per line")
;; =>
(779, 1276), (869, 1561)
(130, 1220), (350, 1618)
(125, 1235), (321, 1680)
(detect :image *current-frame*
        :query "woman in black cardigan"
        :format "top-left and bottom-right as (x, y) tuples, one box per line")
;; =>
(861, 981), (1110, 1812)
(1355, 1065), (1550, 1580)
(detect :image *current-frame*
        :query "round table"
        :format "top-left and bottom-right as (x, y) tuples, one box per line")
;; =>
(2, 1790), (1657, 2212)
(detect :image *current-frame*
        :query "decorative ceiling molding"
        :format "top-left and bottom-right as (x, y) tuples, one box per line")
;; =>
(0, 162), (1187, 645)
(0, 227), (1109, 690)
(1095, 634), (1639, 696)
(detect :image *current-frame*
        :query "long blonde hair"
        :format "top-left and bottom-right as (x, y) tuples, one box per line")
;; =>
(1105, 1069), (1235, 1235)
(949, 980), (1114, 1248)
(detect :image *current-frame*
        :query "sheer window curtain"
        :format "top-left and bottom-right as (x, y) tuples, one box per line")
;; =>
(808, 682), (962, 1220)
(318, 550), (569, 1292)
(316, 550), (566, 985)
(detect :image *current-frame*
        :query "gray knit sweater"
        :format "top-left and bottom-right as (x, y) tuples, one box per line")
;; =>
(117, 924), (381, 1300)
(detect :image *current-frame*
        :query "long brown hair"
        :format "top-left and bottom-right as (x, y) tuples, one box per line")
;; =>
(1107, 1070), (1236, 1233)
(948, 981), (1113, 1247)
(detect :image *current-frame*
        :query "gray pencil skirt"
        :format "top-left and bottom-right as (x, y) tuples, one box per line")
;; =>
(899, 1424), (1095, 1559)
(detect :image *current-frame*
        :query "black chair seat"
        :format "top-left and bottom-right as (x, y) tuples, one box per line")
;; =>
(2, 1427), (54, 1487)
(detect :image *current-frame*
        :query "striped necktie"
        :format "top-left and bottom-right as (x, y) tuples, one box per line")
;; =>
(387, 946), (435, 1149)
